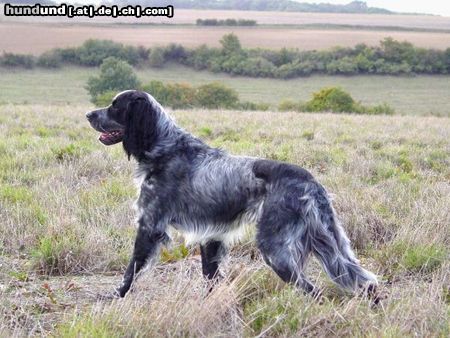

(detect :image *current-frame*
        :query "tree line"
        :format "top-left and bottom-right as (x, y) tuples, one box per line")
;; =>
(114, 1), (392, 14)
(2, 35), (449, 78)
(196, 18), (257, 26)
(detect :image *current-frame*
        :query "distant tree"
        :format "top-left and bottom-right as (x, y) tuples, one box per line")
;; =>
(86, 57), (140, 103)
(220, 33), (242, 55)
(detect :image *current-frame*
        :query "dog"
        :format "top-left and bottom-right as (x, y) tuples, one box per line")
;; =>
(86, 90), (378, 299)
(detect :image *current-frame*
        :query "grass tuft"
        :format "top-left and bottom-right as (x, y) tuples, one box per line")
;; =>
(160, 243), (190, 263)
(374, 241), (447, 277)
(0, 185), (33, 204)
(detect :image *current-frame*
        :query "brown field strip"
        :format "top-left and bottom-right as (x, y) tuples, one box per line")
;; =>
(2, 6), (450, 30)
(2, 22), (450, 54)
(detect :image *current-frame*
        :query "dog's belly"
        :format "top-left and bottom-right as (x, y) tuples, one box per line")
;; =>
(171, 199), (264, 246)
(167, 156), (267, 246)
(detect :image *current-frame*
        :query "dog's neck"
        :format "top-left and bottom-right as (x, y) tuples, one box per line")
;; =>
(131, 111), (208, 164)
(126, 92), (213, 164)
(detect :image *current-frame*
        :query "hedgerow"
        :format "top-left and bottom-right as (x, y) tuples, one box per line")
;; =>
(2, 35), (449, 78)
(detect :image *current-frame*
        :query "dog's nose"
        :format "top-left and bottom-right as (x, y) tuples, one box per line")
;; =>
(85, 111), (95, 121)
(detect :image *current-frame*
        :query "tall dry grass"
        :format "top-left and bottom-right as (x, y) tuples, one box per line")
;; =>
(0, 105), (448, 336)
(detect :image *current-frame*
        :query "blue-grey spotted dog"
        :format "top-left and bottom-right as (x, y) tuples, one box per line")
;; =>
(86, 90), (378, 300)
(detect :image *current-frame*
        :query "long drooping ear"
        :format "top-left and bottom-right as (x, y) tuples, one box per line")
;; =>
(122, 96), (158, 160)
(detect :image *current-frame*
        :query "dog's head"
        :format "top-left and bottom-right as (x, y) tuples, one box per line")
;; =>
(86, 90), (159, 159)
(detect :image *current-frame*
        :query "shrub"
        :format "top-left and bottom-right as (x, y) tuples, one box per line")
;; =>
(165, 83), (197, 108)
(148, 47), (166, 68)
(58, 47), (80, 64)
(196, 82), (239, 109)
(93, 91), (116, 106)
(278, 99), (302, 112)
(86, 57), (140, 103)
(186, 44), (215, 70)
(0, 52), (35, 68)
(305, 87), (355, 113)
(237, 101), (270, 111)
(37, 50), (62, 68)
(278, 88), (394, 115)
(164, 43), (187, 62)
(368, 103), (396, 115)
(353, 102), (395, 115)
(141, 80), (170, 103)
(142, 80), (264, 110)
(142, 81), (196, 108)
(240, 57), (276, 77)
(77, 39), (141, 66)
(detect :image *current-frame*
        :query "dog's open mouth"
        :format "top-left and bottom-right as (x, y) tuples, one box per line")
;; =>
(99, 130), (124, 145)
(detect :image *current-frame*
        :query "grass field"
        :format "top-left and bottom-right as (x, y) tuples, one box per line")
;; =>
(0, 104), (448, 336)
(2, 22), (450, 54)
(1, 66), (450, 116)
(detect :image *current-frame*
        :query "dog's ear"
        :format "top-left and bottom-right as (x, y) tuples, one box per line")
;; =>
(123, 94), (158, 160)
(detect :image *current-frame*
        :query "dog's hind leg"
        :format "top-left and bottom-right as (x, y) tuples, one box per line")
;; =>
(256, 206), (318, 296)
(116, 218), (169, 298)
(257, 233), (317, 296)
(200, 240), (226, 280)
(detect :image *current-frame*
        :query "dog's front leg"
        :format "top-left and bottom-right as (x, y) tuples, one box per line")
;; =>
(116, 218), (168, 298)
(200, 240), (226, 280)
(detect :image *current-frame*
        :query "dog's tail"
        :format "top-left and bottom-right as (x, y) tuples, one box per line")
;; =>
(300, 182), (378, 291)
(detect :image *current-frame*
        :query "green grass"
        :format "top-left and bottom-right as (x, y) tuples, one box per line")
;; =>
(1, 65), (450, 116)
(374, 241), (448, 277)
(57, 315), (124, 338)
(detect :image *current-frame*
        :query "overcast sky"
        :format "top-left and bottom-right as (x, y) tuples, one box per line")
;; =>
(297, 0), (450, 16)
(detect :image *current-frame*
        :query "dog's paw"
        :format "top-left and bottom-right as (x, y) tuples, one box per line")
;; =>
(363, 283), (387, 307)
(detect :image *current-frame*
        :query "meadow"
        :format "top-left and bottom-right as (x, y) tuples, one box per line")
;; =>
(0, 104), (448, 336)
(1, 66), (450, 116)
(2, 22), (450, 54)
